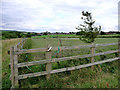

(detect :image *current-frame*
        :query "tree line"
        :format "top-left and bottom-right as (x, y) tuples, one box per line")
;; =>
(1, 30), (37, 40)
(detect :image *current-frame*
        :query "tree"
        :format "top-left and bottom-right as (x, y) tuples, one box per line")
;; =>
(26, 32), (32, 37)
(100, 31), (106, 35)
(43, 32), (48, 35)
(76, 31), (84, 35)
(76, 11), (101, 43)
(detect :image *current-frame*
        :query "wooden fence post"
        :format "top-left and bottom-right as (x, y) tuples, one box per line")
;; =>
(14, 45), (19, 87)
(21, 40), (23, 49)
(118, 39), (120, 82)
(91, 42), (95, 70)
(119, 39), (120, 59)
(45, 45), (52, 80)
(10, 47), (15, 88)
(17, 43), (20, 50)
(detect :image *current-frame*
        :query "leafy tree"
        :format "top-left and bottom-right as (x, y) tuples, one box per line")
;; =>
(76, 31), (84, 35)
(43, 31), (49, 35)
(15, 31), (21, 38)
(34, 33), (38, 36)
(26, 32), (32, 37)
(100, 31), (106, 35)
(76, 11), (101, 43)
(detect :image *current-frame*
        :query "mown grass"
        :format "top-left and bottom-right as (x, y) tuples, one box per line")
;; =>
(97, 34), (120, 38)
(31, 34), (79, 39)
(31, 34), (120, 39)
(2, 38), (22, 88)
(31, 38), (118, 48)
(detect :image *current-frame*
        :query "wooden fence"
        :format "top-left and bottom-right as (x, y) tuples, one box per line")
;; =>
(10, 39), (120, 88)
(10, 39), (26, 88)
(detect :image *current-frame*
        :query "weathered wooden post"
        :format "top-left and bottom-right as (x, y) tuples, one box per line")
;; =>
(14, 45), (19, 87)
(10, 47), (15, 88)
(17, 42), (20, 50)
(91, 42), (95, 70)
(45, 45), (52, 79)
(23, 39), (25, 45)
(20, 39), (23, 49)
(119, 39), (120, 60)
(21, 40), (23, 49)
(118, 38), (120, 81)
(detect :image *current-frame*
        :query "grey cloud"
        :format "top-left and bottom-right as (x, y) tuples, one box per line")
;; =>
(1, 0), (119, 32)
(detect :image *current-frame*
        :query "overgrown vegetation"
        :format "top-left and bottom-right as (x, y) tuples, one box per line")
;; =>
(2, 38), (22, 88)
(19, 38), (33, 74)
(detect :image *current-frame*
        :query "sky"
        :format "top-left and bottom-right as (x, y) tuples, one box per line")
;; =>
(0, 0), (119, 33)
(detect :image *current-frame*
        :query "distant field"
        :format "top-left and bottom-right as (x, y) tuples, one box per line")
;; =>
(97, 34), (120, 38)
(31, 34), (120, 39)
(31, 34), (79, 39)
(31, 38), (118, 60)
(31, 38), (118, 48)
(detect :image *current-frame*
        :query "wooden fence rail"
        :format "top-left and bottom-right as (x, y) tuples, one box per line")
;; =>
(10, 41), (119, 88)
(15, 42), (119, 54)
(17, 50), (119, 68)
(18, 57), (119, 80)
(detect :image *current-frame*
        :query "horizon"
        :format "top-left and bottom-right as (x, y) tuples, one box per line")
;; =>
(1, 0), (119, 32)
(1, 29), (119, 33)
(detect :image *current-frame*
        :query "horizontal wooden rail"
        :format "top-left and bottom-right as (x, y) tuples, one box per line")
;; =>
(15, 42), (118, 54)
(18, 57), (119, 80)
(17, 50), (118, 68)
(17, 42), (21, 46)
(15, 48), (47, 54)
(95, 42), (118, 47)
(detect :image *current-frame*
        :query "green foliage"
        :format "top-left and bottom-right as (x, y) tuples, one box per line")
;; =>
(23, 38), (32, 49)
(41, 74), (64, 88)
(100, 31), (106, 35)
(2, 39), (22, 88)
(19, 38), (34, 75)
(2, 30), (37, 39)
(76, 11), (101, 43)
(2, 31), (18, 39)
(43, 32), (48, 35)
(26, 32), (32, 37)
(19, 38), (33, 63)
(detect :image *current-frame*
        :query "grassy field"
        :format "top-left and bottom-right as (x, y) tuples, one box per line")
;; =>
(31, 34), (78, 39)
(2, 38), (119, 88)
(31, 34), (120, 39)
(2, 38), (22, 88)
(31, 38), (118, 48)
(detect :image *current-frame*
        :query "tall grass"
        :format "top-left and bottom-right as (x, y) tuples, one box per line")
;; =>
(2, 38), (22, 88)
(18, 38), (34, 75)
